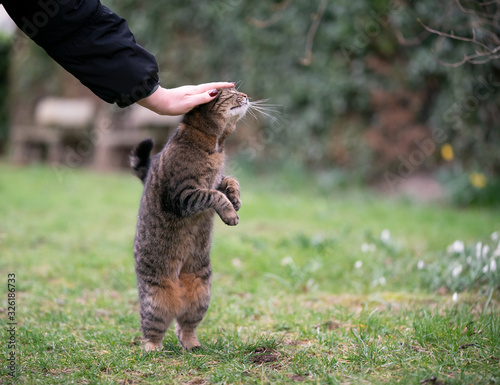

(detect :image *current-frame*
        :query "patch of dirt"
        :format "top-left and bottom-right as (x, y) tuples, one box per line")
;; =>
(129, 336), (142, 347)
(400, 342), (427, 353)
(249, 347), (280, 365)
(185, 378), (209, 385)
(376, 173), (446, 203)
(45, 369), (75, 376)
(313, 320), (347, 331)
(291, 374), (309, 382)
(420, 376), (445, 385)
(285, 339), (313, 347)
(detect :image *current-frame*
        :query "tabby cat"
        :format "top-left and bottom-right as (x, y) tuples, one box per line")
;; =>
(130, 87), (248, 351)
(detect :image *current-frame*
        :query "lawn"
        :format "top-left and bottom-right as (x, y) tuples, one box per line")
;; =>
(1, 163), (499, 384)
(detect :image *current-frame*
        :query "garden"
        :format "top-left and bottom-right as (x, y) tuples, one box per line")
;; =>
(1, 0), (500, 383)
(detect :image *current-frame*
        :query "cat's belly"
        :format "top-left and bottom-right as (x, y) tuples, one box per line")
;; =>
(134, 208), (215, 261)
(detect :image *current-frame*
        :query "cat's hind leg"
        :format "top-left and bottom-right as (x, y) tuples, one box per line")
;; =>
(175, 265), (212, 350)
(138, 279), (184, 352)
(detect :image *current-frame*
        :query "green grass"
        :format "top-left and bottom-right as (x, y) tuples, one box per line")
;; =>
(1, 163), (499, 384)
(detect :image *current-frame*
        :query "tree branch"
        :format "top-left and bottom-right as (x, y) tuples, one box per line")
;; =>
(300, 0), (328, 66)
(417, 6), (500, 67)
(432, 50), (500, 67)
(418, 18), (493, 52)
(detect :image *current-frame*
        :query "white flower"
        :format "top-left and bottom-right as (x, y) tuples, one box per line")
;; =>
(482, 264), (489, 273)
(476, 242), (482, 259)
(482, 245), (490, 259)
(466, 256), (472, 264)
(311, 234), (324, 247)
(379, 277), (386, 285)
(417, 260), (425, 270)
(490, 259), (497, 272)
(448, 240), (465, 254)
(232, 258), (242, 268)
(491, 232), (499, 242)
(281, 256), (294, 266)
(361, 243), (376, 253)
(354, 260), (363, 269)
(452, 264), (463, 278)
(494, 243), (500, 257)
(381, 229), (391, 243)
(452, 292), (458, 302)
(309, 259), (322, 272)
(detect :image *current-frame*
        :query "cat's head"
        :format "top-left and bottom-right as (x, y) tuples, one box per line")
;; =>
(183, 87), (248, 136)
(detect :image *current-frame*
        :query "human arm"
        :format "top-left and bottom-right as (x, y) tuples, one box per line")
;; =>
(3, 0), (158, 107)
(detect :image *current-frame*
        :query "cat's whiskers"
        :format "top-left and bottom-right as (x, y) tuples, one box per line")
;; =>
(234, 80), (245, 92)
(247, 99), (282, 125)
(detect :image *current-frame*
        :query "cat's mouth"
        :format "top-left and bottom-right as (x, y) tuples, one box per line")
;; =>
(230, 103), (248, 113)
(230, 99), (248, 110)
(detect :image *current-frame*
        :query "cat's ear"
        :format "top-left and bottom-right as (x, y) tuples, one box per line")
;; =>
(198, 95), (220, 113)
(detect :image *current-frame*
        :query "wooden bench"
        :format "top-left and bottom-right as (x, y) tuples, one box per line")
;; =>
(91, 104), (181, 170)
(10, 97), (96, 165)
(9, 97), (181, 170)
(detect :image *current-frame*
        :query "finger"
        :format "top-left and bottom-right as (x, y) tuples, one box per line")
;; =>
(192, 82), (235, 93)
(186, 90), (220, 108)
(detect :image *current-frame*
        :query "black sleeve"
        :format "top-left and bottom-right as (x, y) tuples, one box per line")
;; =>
(3, 0), (160, 107)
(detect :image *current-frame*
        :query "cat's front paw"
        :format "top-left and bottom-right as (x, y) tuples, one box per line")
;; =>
(228, 196), (241, 212)
(219, 208), (239, 226)
(224, 187), (241, 211)
(221, 178), (241, 212)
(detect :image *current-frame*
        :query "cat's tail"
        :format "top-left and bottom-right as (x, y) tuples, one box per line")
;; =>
(130, 138), (154, 184)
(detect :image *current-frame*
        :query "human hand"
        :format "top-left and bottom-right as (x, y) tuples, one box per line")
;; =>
(137, 82), (235, 115)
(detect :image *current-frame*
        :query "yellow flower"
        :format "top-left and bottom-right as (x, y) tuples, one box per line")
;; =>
(469, 172), (487, 189)
(441, 144), (454, 161)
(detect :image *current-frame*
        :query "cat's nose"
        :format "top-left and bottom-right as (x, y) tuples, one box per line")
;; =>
(241, 93), (248, 99)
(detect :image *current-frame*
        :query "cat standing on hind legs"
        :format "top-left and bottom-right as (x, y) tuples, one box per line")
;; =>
(130, 87), (248, 351)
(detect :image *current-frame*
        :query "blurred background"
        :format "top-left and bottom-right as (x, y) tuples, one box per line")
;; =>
(0, 0), (499, 206)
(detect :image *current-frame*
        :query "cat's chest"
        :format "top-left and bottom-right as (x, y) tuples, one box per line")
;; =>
(156, 155), (224, 192)
(194, 153), (225, 189)
(208, 170), (224, 190)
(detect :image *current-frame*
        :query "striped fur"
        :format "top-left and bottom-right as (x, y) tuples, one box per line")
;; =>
(131, 87), (248, 351)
